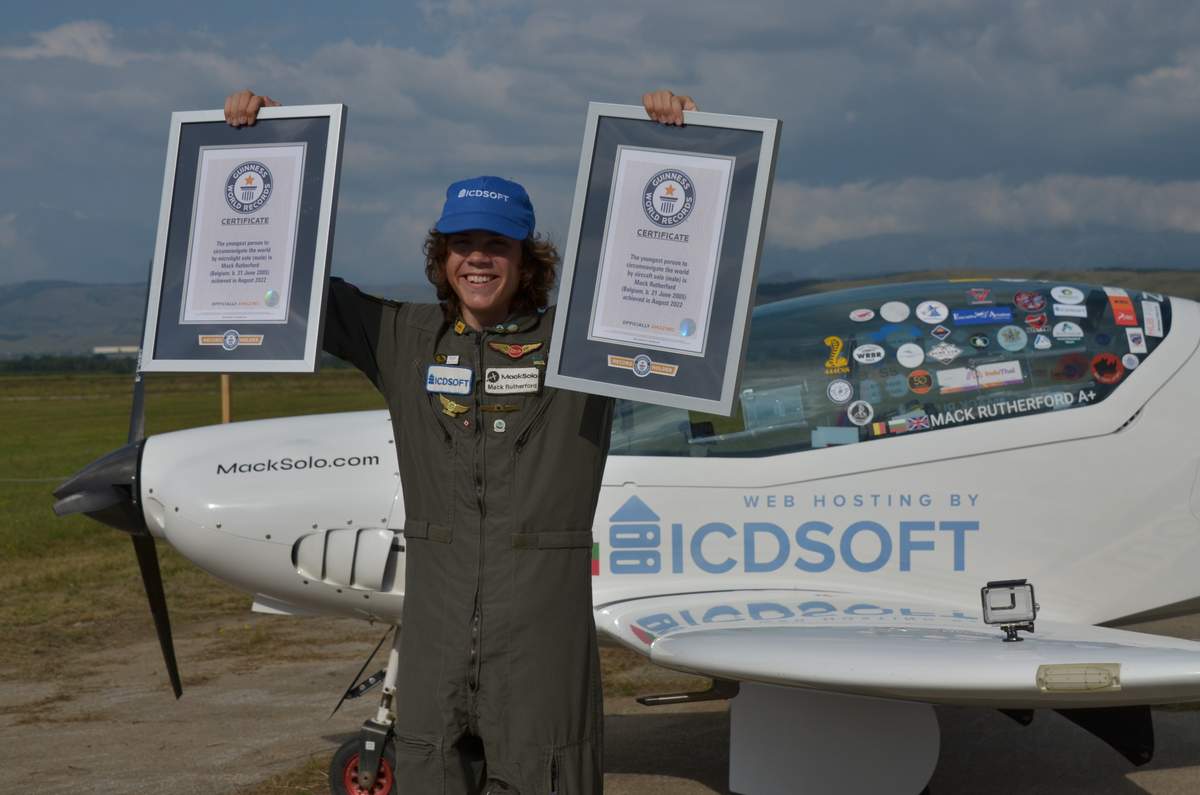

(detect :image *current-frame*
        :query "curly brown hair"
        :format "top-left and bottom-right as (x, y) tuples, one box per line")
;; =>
(423, 229), (559, 321)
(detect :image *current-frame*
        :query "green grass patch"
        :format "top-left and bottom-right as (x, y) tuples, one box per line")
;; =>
(0, 370), (384, 676)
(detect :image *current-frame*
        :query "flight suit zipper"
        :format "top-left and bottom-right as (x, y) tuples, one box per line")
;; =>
(469, 330), (487, 694)
(512, 388), (556, 458)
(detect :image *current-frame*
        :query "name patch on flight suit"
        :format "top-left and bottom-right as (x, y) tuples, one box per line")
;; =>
(426, 364), (474, 395)
(484, 367), (540, 395)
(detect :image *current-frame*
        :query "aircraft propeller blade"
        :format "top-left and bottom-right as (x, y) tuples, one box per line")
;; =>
(131, 534), (183, 699)
(54, 438), (183, 698)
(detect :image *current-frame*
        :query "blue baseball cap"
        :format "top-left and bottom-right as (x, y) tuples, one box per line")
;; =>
(434, 176), (535, 240)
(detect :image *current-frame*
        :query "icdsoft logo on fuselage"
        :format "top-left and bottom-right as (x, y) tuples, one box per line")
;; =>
(604, 494), (980, 577)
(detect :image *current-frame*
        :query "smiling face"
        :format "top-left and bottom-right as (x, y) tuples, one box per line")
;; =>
(444, 229), (523, 330)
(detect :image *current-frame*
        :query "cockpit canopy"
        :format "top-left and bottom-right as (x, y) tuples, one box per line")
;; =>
(611, 280), (1171, 457)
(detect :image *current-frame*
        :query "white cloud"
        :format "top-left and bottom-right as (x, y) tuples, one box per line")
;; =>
(8, 5), (1200, 285)
(0, 21), (135, 67)
(769, 175), (1200, 249)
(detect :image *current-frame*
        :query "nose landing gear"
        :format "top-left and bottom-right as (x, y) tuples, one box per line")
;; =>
(329, 628), (402, 795)
(330, 736), (397, 795)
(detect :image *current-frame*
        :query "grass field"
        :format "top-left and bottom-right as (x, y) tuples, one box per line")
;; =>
(0, 369), (387, 678)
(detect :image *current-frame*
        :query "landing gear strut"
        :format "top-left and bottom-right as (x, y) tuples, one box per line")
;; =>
(330, 629), (403, 795)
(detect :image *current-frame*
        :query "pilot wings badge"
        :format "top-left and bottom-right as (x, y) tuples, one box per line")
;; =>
(488, 341), (544, 359)
(438, 394), (470, 417)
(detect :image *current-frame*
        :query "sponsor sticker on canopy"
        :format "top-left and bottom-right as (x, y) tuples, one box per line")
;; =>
(859, 379), (882, 404)
(1052, 353), (1089, 381)
(915, 300), (950, 324)
(827, 379), (853, 404)
(823, 336), (851, 375)
(1053, 303), (1087, 318)
(1014, 291), (1046, 312)
(1142, 301), (1164, 337)
(1091, 352), (1124, 384)
(885, 374), (908, 397)
(853, 343), (885, 364)
(952, 307), (1012, 325)
(907, 369), (933, 394)
(976, 359), (1024, 389)
(1024, 312), (1049, 332)
(880, 301), (911, 322)
(936, 367), (979, 394)
(1108, 294), (1138, 326)
(1125, 327), (1148, 354)
(846, 400), (874, 426)
(1051, 286), (1085, 305)
(997, 325), (1028, 352)
(927, 342), (962, 365)
(849, 308), (875, 322)
(1052, 321), (1084, 343)
(896, 343), (925, 368)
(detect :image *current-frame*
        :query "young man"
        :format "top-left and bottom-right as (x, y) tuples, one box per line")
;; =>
(225, 89), (696, 794)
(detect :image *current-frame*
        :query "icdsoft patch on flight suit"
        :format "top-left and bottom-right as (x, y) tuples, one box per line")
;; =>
(324, 278), (612, 794)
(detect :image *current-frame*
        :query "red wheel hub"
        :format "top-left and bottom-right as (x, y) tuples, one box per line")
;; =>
(342, 751), (394, 795)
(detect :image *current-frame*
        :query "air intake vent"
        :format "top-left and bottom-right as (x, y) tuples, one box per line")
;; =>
(292, 528), (398, 589)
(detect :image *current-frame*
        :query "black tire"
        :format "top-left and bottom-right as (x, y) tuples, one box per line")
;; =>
(329, 736), (398, 795)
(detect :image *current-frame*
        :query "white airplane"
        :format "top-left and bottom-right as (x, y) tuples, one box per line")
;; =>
(54, 278), (1200, 795)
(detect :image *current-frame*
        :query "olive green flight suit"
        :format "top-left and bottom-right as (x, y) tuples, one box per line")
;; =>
(324, 278), (612, 794)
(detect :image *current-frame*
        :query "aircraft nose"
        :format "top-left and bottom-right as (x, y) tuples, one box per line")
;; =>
(52, 440), (148, 535)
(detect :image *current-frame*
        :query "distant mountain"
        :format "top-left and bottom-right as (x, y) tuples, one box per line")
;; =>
(755, 229), (1200, 283)
(0, 281), (147, 356)
(3, 268), (1198, 355)
(0, 280), (434, 356)
(755, 267), (1200, 305)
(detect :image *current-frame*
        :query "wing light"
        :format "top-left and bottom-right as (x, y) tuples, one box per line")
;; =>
(1037, 663), (1122, 693)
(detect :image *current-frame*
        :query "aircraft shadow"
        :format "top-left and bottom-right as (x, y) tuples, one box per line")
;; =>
(604, 708), (732, 792)
(322, 704), (1200, 793)
(930, 706), (1200, 794)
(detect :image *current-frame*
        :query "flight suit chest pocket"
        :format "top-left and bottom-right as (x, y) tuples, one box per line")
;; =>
(403, 520), (453, 544)
(511, 530), (593, 549)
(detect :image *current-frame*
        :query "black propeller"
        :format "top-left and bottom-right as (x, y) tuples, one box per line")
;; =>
(52, 375), (184, 699)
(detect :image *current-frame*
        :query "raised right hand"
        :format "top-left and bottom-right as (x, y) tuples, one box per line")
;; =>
(224, 90), (281, 127)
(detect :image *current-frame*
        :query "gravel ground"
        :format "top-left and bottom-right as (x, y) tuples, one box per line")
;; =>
(3, 613), (1200, 794)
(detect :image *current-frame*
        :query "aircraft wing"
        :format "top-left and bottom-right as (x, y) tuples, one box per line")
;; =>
(594, 589), (1200, 708)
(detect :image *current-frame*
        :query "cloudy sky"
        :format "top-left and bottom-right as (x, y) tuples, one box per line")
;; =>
(4, 0), (1200, 288)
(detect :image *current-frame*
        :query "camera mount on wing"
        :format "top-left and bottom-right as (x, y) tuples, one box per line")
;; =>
(980, 578), (1039, 642)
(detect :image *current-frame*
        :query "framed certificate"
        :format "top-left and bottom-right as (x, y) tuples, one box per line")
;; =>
(546, 103), (779, 415)
(139, 104), (346, 372)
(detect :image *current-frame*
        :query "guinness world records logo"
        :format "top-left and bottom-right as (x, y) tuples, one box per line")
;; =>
(225, 161), (273, 214)
(642, 169), (695, 227)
